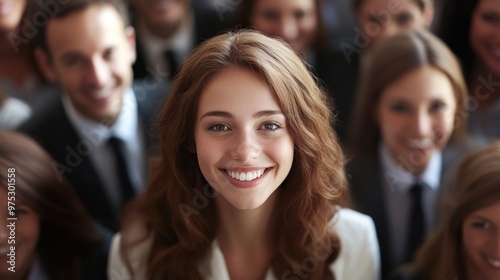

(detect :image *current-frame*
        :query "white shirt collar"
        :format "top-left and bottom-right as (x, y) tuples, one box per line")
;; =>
(379, 141), (442, 192)
(62, 88), (138, 145)
(137, 10), (195, 67)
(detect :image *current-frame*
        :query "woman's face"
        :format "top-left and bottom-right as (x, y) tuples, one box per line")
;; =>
(0, 188), (40, 279)
(0, 0), (26, 33)
(462, 201), (500, 280)
(376, 65), (457, 176)
(470, 0), (500, 77)
(250, 0), (318, 55)
(195, 67), (294, 210)
(357, 0), (432, 48)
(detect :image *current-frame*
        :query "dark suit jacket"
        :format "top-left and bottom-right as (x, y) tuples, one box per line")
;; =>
(312, 51), (360, 144)
(83, 224), (113, 280)
(346, 140), (481, 279)
(18, 84), (166, 231)
(132, 7), (224, 80)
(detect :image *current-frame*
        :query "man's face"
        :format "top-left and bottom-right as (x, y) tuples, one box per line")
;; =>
(38, 4), (136, 124)
(129, 0), (191, 38)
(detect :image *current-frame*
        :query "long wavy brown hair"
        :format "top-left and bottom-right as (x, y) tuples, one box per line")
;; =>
(121, 30), (347, 279)
(409, 141), (500, 279)
(0, 130), (102, 280)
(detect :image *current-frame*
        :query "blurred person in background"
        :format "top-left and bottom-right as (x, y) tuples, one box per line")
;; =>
(347, 29), (480, 279)
(0, 129), (111, 280)
(439, 0), (500, 141)
(392, 141), (500, 280)
(0, 0), (45, 103)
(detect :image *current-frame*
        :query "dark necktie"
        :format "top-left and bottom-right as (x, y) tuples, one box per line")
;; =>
(405, 182), (426, 262)
(108, 137), (135, 205)
(164, 49), (179, 78)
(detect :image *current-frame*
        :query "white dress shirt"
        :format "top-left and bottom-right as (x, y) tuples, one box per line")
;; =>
(108, 208), (380, 280)
(0, 97), (31, 129)
(62, 89), (146, 209)
(379, 142), (442, 267)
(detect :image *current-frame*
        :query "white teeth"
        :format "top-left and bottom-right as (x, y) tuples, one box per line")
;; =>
(0, 247), (8, 254)
(227, 169), (265, 182)
(487, 258), (500, 268)
(408, 139), (432, 149)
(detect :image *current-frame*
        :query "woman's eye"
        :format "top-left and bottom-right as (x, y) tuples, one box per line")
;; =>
(208, 124), (229, 131)
(263, 10), (279, 21)
(430, 101), (446, 112)
(14, 208), (28, 217)
(481, 12), (500, 24)
(472, 221), (491, 230)
(390, 102), (410, 113)
(395, 12), (413, 26)
(294, 10), (306, 20)
(260, 122), (282, 130)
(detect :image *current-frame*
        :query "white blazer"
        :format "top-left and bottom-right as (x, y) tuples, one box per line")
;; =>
(108, 208), (380, 280)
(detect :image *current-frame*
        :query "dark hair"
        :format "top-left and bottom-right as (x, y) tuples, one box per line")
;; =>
(227, 0), (328, 52)
(120, 30), (346, 279)
(437, 0), (478, 80)
(32, 0), (130, 52)
(0, 130), (102, 280)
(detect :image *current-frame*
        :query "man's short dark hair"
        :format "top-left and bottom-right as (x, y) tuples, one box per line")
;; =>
(32, 0), (130, 52)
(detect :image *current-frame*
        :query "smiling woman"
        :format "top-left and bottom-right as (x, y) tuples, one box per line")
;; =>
(346, 29), (478, 279)
(0, 130), (111, 280)
(439, 0), (500, 140)
(194, 67), (294, 210)
(108, 30), (381, 280)
(392, 141), (500, 280)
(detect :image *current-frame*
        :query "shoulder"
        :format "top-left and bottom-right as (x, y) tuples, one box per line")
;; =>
(17, 89), (65, 135)
(108, 223), (152, 280)
(0, 97), (31, 129)
(331, 208), (378, 246)
(330, 208), (381, 280)
(443, 137), (486, 164)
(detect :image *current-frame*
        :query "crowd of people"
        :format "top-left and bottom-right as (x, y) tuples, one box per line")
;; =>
(0, 0), (499, 279)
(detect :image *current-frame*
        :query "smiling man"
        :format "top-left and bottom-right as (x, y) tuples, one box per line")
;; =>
(18, 0), (163, 232)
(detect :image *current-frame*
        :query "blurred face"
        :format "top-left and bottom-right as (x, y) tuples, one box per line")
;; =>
(471, 0), (500, 77)
(376, 66), (456, 176)
(37, 4), (136, 125)
(195, 67), (294, 210)
(0, 0), (26, 34)
(357, 0), (433, 47)
(0, 188), (40, 280)
(251, 0), (318, 55)
(129, 0), (190, 38)
(462, 201), (500, 280)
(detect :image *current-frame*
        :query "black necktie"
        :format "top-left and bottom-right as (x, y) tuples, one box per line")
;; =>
(405, 183), (426, 262)
(108, 137), (135, 205)
(164, 49), (179, 78)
